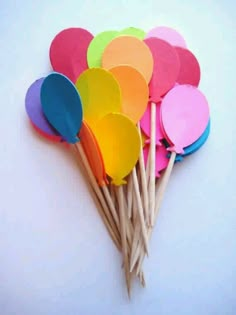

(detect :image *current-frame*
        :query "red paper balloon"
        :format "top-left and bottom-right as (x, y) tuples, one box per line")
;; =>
(50, 28), (93, 83)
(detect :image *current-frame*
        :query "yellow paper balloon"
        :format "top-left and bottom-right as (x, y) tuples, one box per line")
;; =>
(76, 68), (122, 129)
(109, 65), (149, 123)
(93, 113), (141, 186)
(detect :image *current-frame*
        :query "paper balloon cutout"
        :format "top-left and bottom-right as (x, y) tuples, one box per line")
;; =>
(143, 144), (169, 178)
(93, 113), (140, 186)
(161, 85), (210, 154)
(41, 72), (83, 144)
(146, 26), (187, 48)
(25, 77), (62, 142)
(120, 27), (145, 39)
(102, 35), (154, 83)
(50, 28), (93, 83)
(79, 121), (108, 186)
(76, 68), (121, 130)
(87, 30), (119, 68)
(144, 37), (180, 102)
(109, 65), (149, 123)
(140, 102), (164, 145)
(175, 47), (201, 86)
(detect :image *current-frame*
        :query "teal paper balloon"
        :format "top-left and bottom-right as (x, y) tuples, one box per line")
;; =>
(40, 72), (83, 144)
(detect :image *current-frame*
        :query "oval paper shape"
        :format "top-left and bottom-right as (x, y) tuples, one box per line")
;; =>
(120, 27), (145, 39)
(144, 37), (180, 102)
(175, 47), (201, 86)
(109, 65), (149, 123)
(102, 36), (154, 83)
(25, 78), (62, 142)
(79, 121), (108, 186)
(143, 144), (169, 178)
(146, 26), (187, 48)
(76, 68), (121, 130)
(50, 28), (93, 83)
(87, 30), (119, 68)
(161, 85), (210, 154)
(41, 72), (83, 144)
(140, 102), (164, 145)
(93, 113), (140, 186)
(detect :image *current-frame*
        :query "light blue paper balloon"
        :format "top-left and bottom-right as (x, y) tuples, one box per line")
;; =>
(40, 72), (83, 144)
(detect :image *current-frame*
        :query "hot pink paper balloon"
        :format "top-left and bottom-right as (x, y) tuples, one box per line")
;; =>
(175, 47), (201, 86)
(140, 102), (164, 145)
(144, 37), (180, 102)
(161, 85), (210, 154)
(146, 26), (187, 48)
(143, 144), (169, 178)
(50, 28), (93, 83)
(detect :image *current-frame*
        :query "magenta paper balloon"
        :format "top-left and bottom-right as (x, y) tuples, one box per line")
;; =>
(140, 102), (164, 145)
(161, 85), (210, 154)
(175, 47), (201, 86)
(146, 26), (187, 48)
(144, 37), (180, 102)
(143, 144), (169, 178)
(50, 28), (93, 83)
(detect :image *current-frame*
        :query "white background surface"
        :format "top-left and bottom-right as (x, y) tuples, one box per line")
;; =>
(1, 1), (236, 314)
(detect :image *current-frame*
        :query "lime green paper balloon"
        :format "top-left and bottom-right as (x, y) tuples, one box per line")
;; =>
(76, 68), (121, 130)
(93, 113), (141, 186)
(120, 27), (145, 39)
(87, 30), (119, 68)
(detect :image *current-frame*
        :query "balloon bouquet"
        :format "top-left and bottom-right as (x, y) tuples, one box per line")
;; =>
(25, 26), (210, 297)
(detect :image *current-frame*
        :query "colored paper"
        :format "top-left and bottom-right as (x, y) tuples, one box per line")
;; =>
(146, 26), (187, 48)
(76, 68), (121, 130)
(93, 113), (141, 186)
(175, 47), (201, 86)
(25, 77), (62, 142)
(50, 28), (93, 83)
(143, 144), (169, 178)
(140, 102), (164, 145)
(102, 35), (154, 83)
(144, 37), (180, 102)
(87, 30), (119, 68)
(120, 27), (145, 39)
(41, 72), (83, 144)
(109, 65), (149, 123)
(161, 85), (210, 154)
(79, 121), (108, 186)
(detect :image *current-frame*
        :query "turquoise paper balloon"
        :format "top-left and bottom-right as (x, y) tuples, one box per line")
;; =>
(40, 72), (83, 144)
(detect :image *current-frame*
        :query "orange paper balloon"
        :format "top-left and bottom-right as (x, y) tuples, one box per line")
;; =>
(102, 36), (154, 83)
(79, 121), (108, 186)
(109, 65), (149, 123)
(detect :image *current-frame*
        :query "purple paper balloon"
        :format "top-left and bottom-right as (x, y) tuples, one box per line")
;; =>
(25, 78), (61, 139)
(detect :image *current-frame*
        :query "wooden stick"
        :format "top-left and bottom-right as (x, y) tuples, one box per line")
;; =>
(116, 185), (131, 297)
(132, 168), (149, 254)
(127, 174), (133, 219)
(137, 123), (149, 223)
(74, 143), (120, 243)
(102, 185), (120, 231)
(134, 152), (176, 274)
(71, 146), (121, 251)
(149, 102), (156, 226)
(109, 183), (116, 206)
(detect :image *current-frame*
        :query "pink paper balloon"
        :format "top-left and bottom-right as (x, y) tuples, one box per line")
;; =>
(146, 26), (187, 48)
(140, 102), (164, 145)
(143, 144), (169, 178)
(144, 37), (180, 102)
(161, 85), (210, 154)
(175, 47), (201, 86)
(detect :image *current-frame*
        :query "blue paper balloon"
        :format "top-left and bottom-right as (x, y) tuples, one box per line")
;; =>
(40, 72), (83, 144)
